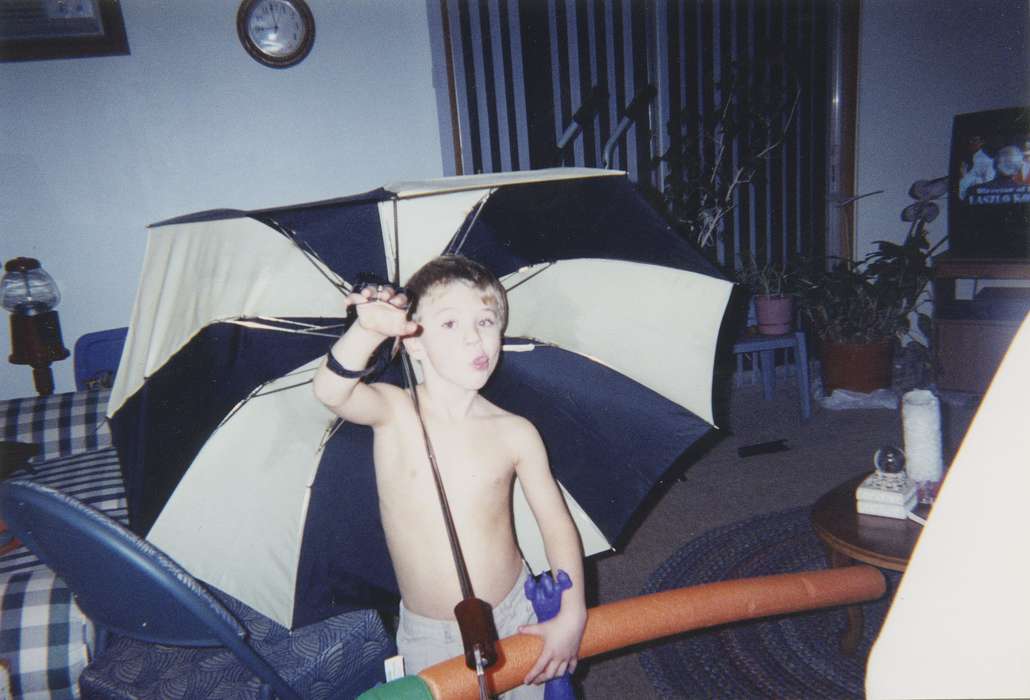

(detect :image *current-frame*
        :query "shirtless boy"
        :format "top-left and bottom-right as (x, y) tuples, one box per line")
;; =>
(312, 255), (586, 695)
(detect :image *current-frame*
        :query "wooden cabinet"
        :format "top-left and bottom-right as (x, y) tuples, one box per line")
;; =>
(932, 255), (1030, 393)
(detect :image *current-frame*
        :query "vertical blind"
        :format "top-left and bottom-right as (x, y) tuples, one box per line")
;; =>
(429, 0), (832, 268)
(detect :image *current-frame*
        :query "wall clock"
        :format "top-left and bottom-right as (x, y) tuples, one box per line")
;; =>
(236, 0), (315, 69)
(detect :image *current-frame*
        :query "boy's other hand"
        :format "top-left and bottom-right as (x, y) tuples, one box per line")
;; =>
(517, 607), (586, 685)
(345, 285), (418, 339)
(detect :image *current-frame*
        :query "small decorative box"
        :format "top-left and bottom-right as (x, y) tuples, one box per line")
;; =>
(856, 471), (918, 519)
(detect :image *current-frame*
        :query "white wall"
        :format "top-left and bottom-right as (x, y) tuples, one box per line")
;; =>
(855, 0), (1029, 260)
(0, 0), (442, 399)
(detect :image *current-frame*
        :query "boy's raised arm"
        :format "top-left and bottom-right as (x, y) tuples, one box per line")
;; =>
(511, 418), (588, 686)
(312, 286), (417, 427)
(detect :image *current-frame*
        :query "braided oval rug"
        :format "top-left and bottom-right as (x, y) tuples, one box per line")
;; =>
(639, 507), (900, 699)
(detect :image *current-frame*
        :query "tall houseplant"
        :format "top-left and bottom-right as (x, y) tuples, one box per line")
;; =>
(798, 177), (947, 393)
(657, 58), (801, 248)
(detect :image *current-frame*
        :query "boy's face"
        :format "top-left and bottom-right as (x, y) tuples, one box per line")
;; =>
(406, 280), (503, 390)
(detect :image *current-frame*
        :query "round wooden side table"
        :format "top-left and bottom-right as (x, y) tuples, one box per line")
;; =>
(810, 473), (928, 654)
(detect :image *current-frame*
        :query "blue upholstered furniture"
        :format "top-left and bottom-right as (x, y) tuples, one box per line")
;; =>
(73, 328), (128, 390)
(0, 479), (395, 700)
(731, 330), (812, 420)
(1, 380), (395, 698)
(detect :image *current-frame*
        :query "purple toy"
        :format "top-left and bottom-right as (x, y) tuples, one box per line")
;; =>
(523, 570), (576, 700)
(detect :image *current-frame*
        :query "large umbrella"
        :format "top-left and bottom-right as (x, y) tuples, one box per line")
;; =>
(107, 168), (732, 629)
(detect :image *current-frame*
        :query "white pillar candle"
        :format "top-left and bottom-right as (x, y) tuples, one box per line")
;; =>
(902, 389), (945, 484)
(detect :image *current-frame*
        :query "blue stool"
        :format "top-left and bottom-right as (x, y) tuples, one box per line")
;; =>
(731, 330), (812, 420)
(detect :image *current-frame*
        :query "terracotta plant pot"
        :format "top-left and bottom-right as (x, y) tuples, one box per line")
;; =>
(755, 295), (794, 335)
(821, 339), (892, 394)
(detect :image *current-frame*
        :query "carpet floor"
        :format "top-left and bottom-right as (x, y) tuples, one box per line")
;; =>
(576, 379), (977, 699)
(638, 507), (899, 699)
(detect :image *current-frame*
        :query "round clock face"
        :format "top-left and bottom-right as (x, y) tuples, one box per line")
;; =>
(237, 0), (315, 68)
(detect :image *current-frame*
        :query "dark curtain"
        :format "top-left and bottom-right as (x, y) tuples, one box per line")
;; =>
(429, 0), (831, 268)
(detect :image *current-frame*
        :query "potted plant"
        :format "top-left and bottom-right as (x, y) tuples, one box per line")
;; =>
(795, 258), (892, 392)
(797, 228), (940, 394)
(796, 176), (946, 394)
(736, 256), (797, 335)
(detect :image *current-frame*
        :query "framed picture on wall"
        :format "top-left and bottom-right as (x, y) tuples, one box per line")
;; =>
(0, 0), (129, 62)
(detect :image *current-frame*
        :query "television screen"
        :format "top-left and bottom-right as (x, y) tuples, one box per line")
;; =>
(948, 106), (1030, 258)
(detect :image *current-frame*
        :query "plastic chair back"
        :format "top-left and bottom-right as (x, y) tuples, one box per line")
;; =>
(0, 479), (300, 700)
(73, 327), (128, 390)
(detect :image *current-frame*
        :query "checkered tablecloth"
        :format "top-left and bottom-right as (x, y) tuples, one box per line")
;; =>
(1, 389), (124, 700)
(0, 569), (92, 700)
(1, 390), (111, 464)
(0, 448), (127, 577)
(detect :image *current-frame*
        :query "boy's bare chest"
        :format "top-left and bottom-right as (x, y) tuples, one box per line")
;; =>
(376, 415), (514, 491)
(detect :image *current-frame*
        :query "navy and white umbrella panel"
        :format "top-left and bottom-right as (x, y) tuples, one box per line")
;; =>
(107, 168), (732, 628)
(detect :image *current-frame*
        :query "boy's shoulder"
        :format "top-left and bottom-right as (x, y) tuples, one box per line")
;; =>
(364, 381), (415, 420)
(368, 381), (408, 401)
(473, 396), (541, 440)
(368, 384), (541, 442)
(472, 393), (516, 420)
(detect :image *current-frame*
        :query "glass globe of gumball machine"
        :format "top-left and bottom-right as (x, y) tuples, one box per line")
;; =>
(855, 445), (918, 519)
(1, 258), (70, 395)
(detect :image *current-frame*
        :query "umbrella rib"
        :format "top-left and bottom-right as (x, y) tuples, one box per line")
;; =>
(500, 262), (555, 294)
(444, 190), (492, 256)
(256, 215), (351, 295)
(320, 418), (345, 451)
(390, 198), (401, 285)
(226, 318), (346, 338)
(216, 386), (264, 431)
(213, 378), (313, 433)
(250, 378), (313, 398)
(251, 316), (347, 331)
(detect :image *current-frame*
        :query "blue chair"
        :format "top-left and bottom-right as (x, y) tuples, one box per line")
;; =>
(0, 479), (395, 700)
(73, 328), (128, 390)
(731, 330), (812, 420)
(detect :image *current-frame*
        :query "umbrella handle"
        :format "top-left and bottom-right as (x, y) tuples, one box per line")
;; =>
(454, 596), (499, 670)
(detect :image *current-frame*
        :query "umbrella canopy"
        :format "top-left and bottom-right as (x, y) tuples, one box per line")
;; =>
(108, 168), (732, 629)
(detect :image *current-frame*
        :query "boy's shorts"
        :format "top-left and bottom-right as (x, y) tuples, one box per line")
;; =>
(397, 564), (544, 700)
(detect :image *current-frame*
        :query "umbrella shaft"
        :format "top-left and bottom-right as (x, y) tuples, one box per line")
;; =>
(475, 650), (490, 700)
(399, 350), (475, 600)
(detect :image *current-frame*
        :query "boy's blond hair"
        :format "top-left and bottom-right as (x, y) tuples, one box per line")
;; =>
(405, 255), (508, 328)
